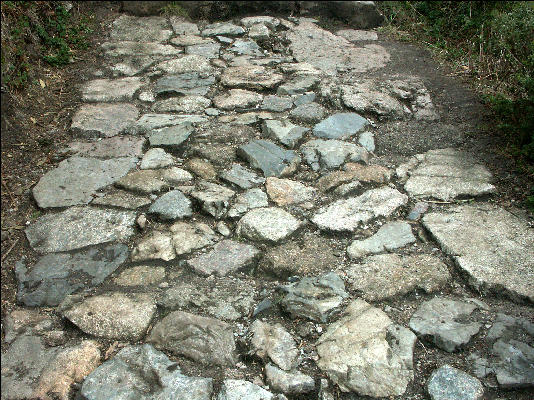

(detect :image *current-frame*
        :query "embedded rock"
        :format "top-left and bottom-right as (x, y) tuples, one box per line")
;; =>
(265, 363), (315, 395)
(67, 136), (145, 159)
(265, 177), (317, 206)
(250, 320), (299, 371)
(71, 103), (139, 138)
(191, 181), (235, 219)
(131, 230), (175, 261)
(81, 77), (143, 102)
(102, 41), (182, 57)
(313, 113), (368, 139)
(347, 221), (415, 259)
(148, 190), (193, 220)
(217, 380), (274, 400)
(301, 139), (368, 171)
(186, 42), (221, 59)
(221, 65), (283, 90)
(114, 265), (166, 286)
(261, 95), (293, 112)
(156, 54), (213, 74)
(154, 73), (215, 96)
(238, 140), (300, 177)
(140, 147), (174, 169)
(148, 122), (194, 147)
(170, 221), (218, 255)
(427, 365), (484, 400)
(214, 89), (263, 110)
(262, 119), (308, 148)
(202, 22), (245, 37)
(110, 15), (172, 42)
(289, 102), (325, 124)
(152, 95), (211, 113)
(220, 163), (265, 189)
(236, 207), (302, 243)
(228, 188), (268, 218)
(116, 167), (192, 194)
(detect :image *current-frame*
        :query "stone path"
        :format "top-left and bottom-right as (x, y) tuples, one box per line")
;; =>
(2, 8), (533, 400)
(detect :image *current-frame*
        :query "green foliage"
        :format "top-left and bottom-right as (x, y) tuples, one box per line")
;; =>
(160, 2), (190, 18)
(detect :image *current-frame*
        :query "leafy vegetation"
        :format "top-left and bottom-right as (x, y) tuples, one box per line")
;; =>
(1, 1), (93, 90)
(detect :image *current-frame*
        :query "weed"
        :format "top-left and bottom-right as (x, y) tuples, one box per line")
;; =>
(160, 2), (190, 19)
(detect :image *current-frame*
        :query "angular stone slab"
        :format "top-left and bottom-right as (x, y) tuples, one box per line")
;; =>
(280, 272), (348, 323)
(71, 103), (139, 138)
(228, 188), (268, 218)
(265, 364), (315, 395)
(101, 41), (183, 57)
(221, 65), (283, 90)
(170, 221), (218, 256)
(238, 140), (300, 177)
(427, 365), (484, 400)
(186, 42), (221, 58)
(301, 139), (368, 171)
(229, 39), (263, 56)
(191, 182), (236, 219)
(313, 112), (368, 139)
(236, 207), (302, 243)
(241, 16), (280, 29)
(345, 254), (450, 301)
(171, 35), (212, 46)
(116, 167), (192, 194)
(422, 204), (534, 302)
(261, 95), (293, 112)
(15, 243), (128, 307)
(148, 123), (195, 148)
(140, 148), (174, 169)
(32, 156), (137, 208)
(153, 95), (211, 113)
(110, 55), (159, 76)
(262, 119), (308, 148)
(67, 136), (145, 159)
(148, 310), (237, 367)
(214, 89), (263, 110)
(312, 186), (408, 232)
(249, 320), (299, 371)
(347, 221), (415, 259)
(148, 190), (192, 220)
(127, 113), (206, 135)
(131, 230), (175, 262)
(114, 265), (166, 287)
(218, 380), (274, 400)
(290, 102), (326, 124)
(317, 299), (416, 397)
(154, 73), (215, 96)
(265, 177), (317, 206)
(201, 22), (245, 37)
(110, 15), (172, 42)
(25, 207), (136, 253)
(220, 163), (265, 189)
(80, 344), (213, 400)
(170, 18), (199, 35)
(403, 148), (495, 200)
(81, 77), (143, 102)
(156, 54), (213, 74)
(187, 239), (260, 276)
(60, 292), (156, 341)
(409, 297), (482, 352)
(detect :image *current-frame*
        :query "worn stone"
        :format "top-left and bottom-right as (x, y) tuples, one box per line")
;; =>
(250, 320), (299, 371)
(3, 309), (56, 344)
(154, 73), (215, 96)
(60, 292), (156, 341)
(312, 187), (408, 232)
(110, 56), (159, 76)
(221, 163), (265, 189)
(80, 344), (213, 400)
(67, 136), (145, 159)
(214, 89), (263, 110)
(221, 65), (283, 90)
(110, 15), (172, 42)
(170, 35), (212, 46)
(347, 221), (415, 258)
(313, 113), (368, 139)
(301, 139), (369, 171)
(131, 230), (175, 261)
(317, 299), (416, 397)
(280, 272), (348, 323)
(202, 22), (245, 37)
(265, 177), (317, 206)
(170, 18), (199, 35)
(346, 254), (450, 301)
(217, 380), (274, 400)
(407, 201), (429, 221)
(191, 181), (235, 218)
(102, 41), (182, 57)
(71, 103), (139, 138)
(187, 239), (260, 276)
(230, 39), (263, 56)
(409, 297), (482, 352)
(33, 156), (137, 208)
(423, 204), (534, 302)
(186, 158), (217, 180)
(149, 190), (192, 220)
(289, 102), (325, 124)
(261, 95), (293, 112)
(237, 207), (302, 243)
(153, 95), (211, 113)
(140, 147), (174, 169)
(81, 77), (143, 102)
(277, 76), (319, 95)
(358, 131), (375, 152)
(265, 364), (315, 394)
(293, 92), (316, 106)
(241, 16), (280, 29)
(228, 188), (268, 218)
(25, 207), (136, 253)
(148, 122), (194, 147)
(248, 24), (270, 40)
(186, 42), (221, 58)
(262, 120), (308, 148)
(238, 140), (300, 177)
(148, 310), (237, 366)
(128, 113), (206, 135)
(170, 221), (218, 255)
(116, 167), (192, 194)
(16, 243), (128, 307)
(114, 265), (166, 286)
(427, 365), (484, 400)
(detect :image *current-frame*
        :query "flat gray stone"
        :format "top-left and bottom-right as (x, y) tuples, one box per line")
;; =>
(32, 156), (137, 208)
(110, 55), (159, 76)
(202, 22), (245, 37)
(114, 265), (166, 286)
(171, 35), (213, 46)
(422, 204), (534, 302)
(265, 363), (315, 394)
(317, 299), (416, 397)
(293, 92), (316, 106)
(67, 136), (145, 159)
(131, 230), (175, 262)
(187, 239), (260, 276)
(229, 39), (263, 56)
(220, 163), (265, 189)
(262, 120), (308, 148)
(110, 15), (172, 42)
(312, 186), (408, 232)
(347, 221), (415, 258)
(214, 89), (263, 110)
(289, 102), (325, 124)
(116, 167), (192, 194)
(261, 95), (293, 112)
(156, 54), (213, 74)
(409, 297), (482, 352)
(81, 77), (143, 102)
(403, 149), (495, 200)
(25, 207), (136, 253)
(265, 177), (317, 206)
(238, 140), (300, 177)
(154, 73), (215, 96)
(301, 139), (369, 171)
(71, 103), (139, 138)
(101, 41), (182, 57)
(277, 76), (319, 95)
(170, 18), (199, 35)
(149, 190), (192, 220)
(358, 131), (375, 152)
(313, 112), (368, 139)
(280, 272), (348, 323)
(158, 277), (255, 321)
(228, 188), (268, 218)
(148, 310), (237, 367)
(80, 344), (213, 400)
(60, 292), (156, 341)
(241, 16), (280, 29)
(170, 221), (218, 256)
(186, 42), (221, 58)
(148, 122), (194, 147)
(427, 365), (484, 400)
(153, 95), (211, 113)
(345, 254), (451, 301)
(217, 380), (274, 400)
(15, 243), (128, 307)
(221, 65), (283, 90)
(127, 113), (207, 135)
(140, 148), (174, 169)
(250, 320), (299, 371)
(191, 182), (236, 218)
(236, 207), (302, 243)
(248, 24), (270, 40)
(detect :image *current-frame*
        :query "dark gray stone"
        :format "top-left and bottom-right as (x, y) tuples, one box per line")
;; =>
(262, 120), (308, 148)
(229, 39), (263, 56)
(154, 73), (215, 96)
(148, 122), (194, 147)
(427, 365), (484, 400)
(220, 163), (265, 189)
(186, 42), (221, 59)
(148, 190), (192, 220)
(238, 140), (300, 177)
(289, 102), (325, 124)
(313, 112), (368, 139)
(15, 244), (128, 307)
(261, 95), (294, 112)
(71, 103), (139, 138)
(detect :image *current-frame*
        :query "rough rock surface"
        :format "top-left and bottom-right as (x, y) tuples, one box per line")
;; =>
(236, 207), (302, 242)
(67, 136), (145, 159)
(427, 365), (484, 400)
(170, 221), (218, 256)
(220, 163), (265, 189)
(250, 320), (299, 371)
(191, 182), (236, 218)
(217, 379), (274, 400)
(265, 177), (317, 206)
(264, 363), (315, 394)
(131, 230), (175, 261)
(228, 188), (268, 218)
(347, 221), (415, 258)
(148, 189), (193, 220)
(81, 77), (143, 102)
(313, 112), (368, 139)
(238, 140), (300, 177)
(262, 119), (308, 148)
(301, 139), (369, 171)
(71, 103), (139, 138)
